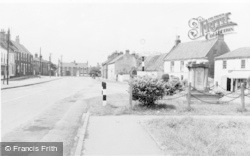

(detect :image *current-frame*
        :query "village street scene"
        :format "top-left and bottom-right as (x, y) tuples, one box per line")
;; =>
(1, 1), (250, 156)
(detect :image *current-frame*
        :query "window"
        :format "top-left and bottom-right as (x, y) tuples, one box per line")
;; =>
(170, 61), (174, 72)
(223, 60), (227, 69)
(241, 60), (245, 69)
(180, 61), (184, 72)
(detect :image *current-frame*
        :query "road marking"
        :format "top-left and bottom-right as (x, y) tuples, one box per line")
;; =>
(2, 89), (48, 104)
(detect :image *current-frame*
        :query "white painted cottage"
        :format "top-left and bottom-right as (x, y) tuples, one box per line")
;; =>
(214, 47), (250, 91)
(164, 35), (230, 80)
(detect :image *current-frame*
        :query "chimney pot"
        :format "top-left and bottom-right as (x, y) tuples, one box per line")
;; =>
(218, 33), (224, 41)
(175, 35), (181, 46)
(16, 36), (20, 43)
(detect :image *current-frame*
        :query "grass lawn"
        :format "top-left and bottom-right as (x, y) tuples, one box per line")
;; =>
(86, 92), (250, 116)
(143, 117), (250, 155)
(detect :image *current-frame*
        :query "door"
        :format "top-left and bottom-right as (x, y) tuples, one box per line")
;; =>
(227, 78), (231, 91)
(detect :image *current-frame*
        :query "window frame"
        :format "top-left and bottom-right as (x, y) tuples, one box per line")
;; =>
(180, 61), (184, 72)
(241, 59), (245, 69)
(170, 61), (175, 72)
(222, 60), (227, 69)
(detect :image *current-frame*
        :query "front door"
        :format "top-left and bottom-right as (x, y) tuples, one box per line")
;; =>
(227, 78), (231, 91)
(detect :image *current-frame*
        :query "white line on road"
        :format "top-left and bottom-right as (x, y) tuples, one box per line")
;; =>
(2, 89), (48, 104)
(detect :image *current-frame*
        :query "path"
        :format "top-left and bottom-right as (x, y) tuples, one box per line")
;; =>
(83, 116), (164, 155)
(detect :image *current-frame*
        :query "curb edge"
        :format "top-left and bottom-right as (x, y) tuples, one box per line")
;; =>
(74, 111), (90, 156)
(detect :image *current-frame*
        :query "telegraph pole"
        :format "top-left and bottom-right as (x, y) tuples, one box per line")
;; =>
(49, 53), (51, 77)
(6, 29), (10, 85)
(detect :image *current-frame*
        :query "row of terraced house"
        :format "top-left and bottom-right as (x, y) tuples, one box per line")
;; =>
(1, 29), (53, 79)
(102, 34), (250, 92)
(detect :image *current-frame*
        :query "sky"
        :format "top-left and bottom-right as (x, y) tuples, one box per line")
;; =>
(0, 0), (250, 66)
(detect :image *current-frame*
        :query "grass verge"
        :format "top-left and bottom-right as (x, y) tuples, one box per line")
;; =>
(143, 117), (250, 155)
(86, 92), (250, 116)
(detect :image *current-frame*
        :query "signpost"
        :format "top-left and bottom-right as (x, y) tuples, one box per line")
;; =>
(188, 12), (237, 40)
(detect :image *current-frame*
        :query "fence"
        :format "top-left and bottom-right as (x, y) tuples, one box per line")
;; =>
(163, 82), (249, 111)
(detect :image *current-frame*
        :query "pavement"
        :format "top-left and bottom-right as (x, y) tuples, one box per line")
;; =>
(1, 76), (61, 90)
(83, 115), (164, 155)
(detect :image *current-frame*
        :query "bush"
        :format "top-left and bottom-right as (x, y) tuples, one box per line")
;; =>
(165, 79), (184, 95)
(132, 76), (165, 107)
(162, 74), (169, 82)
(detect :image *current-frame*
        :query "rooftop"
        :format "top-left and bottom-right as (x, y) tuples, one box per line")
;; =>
(138, 53), (168, 71)
(164, 38), (218, 61)
(62, 62), (88, 68)
(11, 40), (31, 55)
(215, 47), (250, 60)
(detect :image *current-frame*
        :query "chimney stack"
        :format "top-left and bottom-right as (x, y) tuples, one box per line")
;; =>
(175, 35), (181, 46)
(0, 30), (6, 41)
(218, 33), (224, 41)
(16, 36), (20, 43)
(125, 50), (129, 55)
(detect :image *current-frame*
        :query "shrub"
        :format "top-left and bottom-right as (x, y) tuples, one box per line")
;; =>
(162, 74), (169, 82)
(165, 79), (184, 95)
(132, 76), (165, 107)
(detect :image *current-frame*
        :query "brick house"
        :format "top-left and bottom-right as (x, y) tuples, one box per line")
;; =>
(11, 36), (33, 77)
(0, 30), (17, 78)
(61, 61), (88, 76)
(32, 53), (50, 75)
(164, 35), (230, 80)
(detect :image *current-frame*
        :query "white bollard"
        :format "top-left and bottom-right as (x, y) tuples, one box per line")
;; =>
(102, 82), (107, 106)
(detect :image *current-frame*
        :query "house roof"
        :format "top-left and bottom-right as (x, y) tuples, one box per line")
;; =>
(164, 39), (218, 61)
(108, 54), (124, 64)
(0, 39), (18, 52)
(11, 40), (31, 54)
(102, 53), (124, 66)
(215, 47), (250, 60)
(138, 53), (168, 71)
(62, 62), (88, 68)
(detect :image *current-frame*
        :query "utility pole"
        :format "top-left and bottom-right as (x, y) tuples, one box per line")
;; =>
(6, 29), (10, 85)
(49, 53), (51, 77)
(61, 55), (63, 77)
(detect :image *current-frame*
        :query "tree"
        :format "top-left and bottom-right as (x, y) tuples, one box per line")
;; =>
(89, 66), (101, 77)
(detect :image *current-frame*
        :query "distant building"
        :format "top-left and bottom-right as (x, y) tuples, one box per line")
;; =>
(10, 35), (33, 77)
(106, 50), (137, 81)
(137, 53), (168, 78)
(32, 53), (50, 76)
(215, 47), (250, 91)
(101, 51), (123, 79)
(164, 35), (230, 80)
(61, 61), (88, 76)
(0, 30), (16, 78)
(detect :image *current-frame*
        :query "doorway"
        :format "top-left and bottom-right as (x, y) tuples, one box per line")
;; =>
(227, 78), (231, 91)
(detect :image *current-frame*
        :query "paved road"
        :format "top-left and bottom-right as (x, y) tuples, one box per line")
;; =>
(1, 77), (128, 138)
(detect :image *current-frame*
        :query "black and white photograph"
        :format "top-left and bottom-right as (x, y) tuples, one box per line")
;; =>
(1, 0), (250, 155)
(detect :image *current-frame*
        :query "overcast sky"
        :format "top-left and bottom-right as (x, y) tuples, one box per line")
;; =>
(0, 1), (249, 66)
